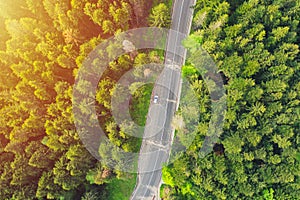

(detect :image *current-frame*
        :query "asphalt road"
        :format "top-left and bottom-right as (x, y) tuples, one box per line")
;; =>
(130, 1), (196, 199)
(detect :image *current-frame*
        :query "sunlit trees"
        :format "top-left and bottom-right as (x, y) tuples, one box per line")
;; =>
(0, 0), (154, 198)
(84, 0), (133, 34)
(148, 3), (171, 28)
(96, 78), (116, 110)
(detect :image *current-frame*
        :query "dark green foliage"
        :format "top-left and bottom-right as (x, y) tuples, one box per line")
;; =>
(162, 0), (300, 199)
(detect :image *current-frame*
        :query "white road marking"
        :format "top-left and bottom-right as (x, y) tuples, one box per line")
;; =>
(145, 140), (169, 150)
(165, 64), (181, 70)
(166, 99), (177, 103)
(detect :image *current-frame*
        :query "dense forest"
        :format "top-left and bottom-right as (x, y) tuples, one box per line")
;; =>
(161, 0), (299, 199)
(0, 0), (299, 199)
(0, 0), (173, 199)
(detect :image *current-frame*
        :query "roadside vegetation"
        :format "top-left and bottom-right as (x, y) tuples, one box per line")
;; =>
(103, 174), (137, 200)
(130, 83), (153, 126)
(161, 0), (300, 199)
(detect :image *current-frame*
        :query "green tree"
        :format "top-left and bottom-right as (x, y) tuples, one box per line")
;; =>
(148, 3), (171, 28)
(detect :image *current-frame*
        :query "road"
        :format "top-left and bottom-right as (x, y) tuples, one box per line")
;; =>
(130, 0), (196, 199)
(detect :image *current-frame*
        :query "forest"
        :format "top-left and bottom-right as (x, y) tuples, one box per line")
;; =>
(0, 0), (172, 199)
(161, 0), (300, 199)
(0, 0), (299, 199)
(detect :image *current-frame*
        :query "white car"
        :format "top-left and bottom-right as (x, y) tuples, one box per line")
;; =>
(153, 95), (158, 104)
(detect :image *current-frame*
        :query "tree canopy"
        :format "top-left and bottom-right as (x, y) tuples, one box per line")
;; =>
(0, 0), (161, 199)
(162, 0), (300, 199)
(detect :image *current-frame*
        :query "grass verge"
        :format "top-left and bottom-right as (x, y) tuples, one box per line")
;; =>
(105, 174), (138, 200)
(129, 83), (153, 126)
